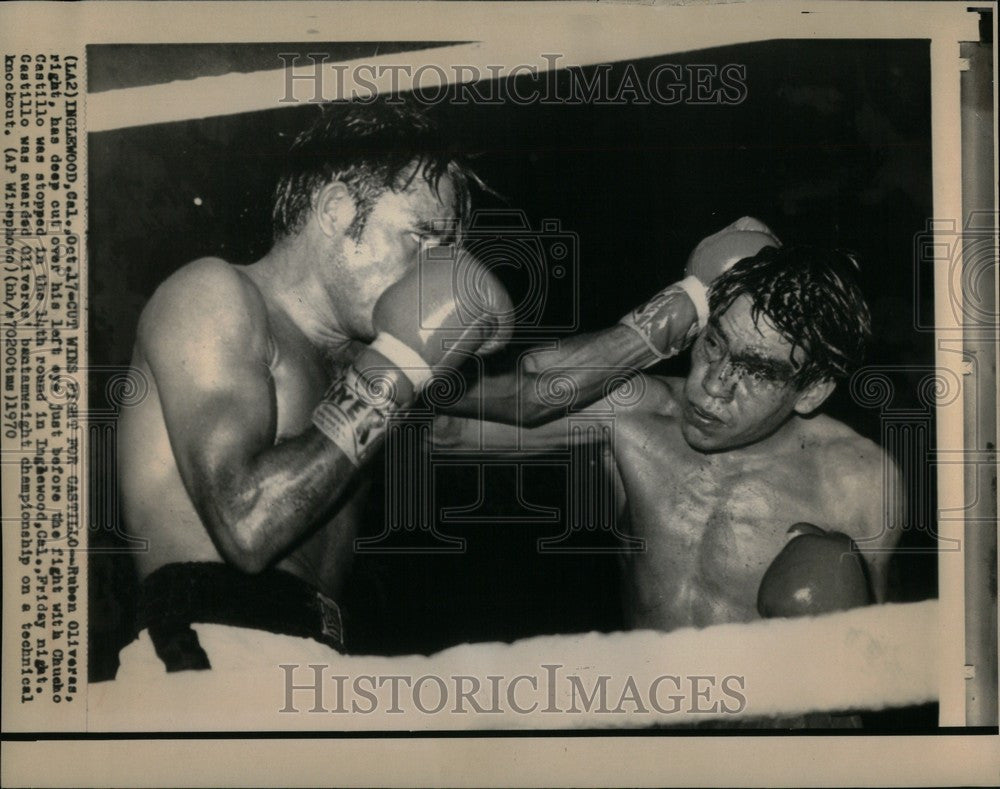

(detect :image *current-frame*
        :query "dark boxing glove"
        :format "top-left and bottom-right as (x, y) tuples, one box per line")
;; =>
(756, 522), (873, 619)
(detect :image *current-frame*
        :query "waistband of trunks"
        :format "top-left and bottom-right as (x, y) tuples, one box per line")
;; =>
(138, 562), (345, 671)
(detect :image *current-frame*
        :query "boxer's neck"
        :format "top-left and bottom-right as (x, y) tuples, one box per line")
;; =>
(249, 239), (354, 358)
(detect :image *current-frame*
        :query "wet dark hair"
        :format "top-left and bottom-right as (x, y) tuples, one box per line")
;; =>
(708, 245), (872, 388)
(272, 96), (481, 242)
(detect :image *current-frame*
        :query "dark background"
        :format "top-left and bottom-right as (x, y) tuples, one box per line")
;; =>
(87, 40), (939, 723)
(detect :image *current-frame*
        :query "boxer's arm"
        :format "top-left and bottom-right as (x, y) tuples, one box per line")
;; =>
(446, 282), (700, 426)
(433, 411), (577, 452)
(434, 375), (672, 452)
(432, 411), (628, 518)
(842, 446), (904, 603)
(444, 325), (653, 426)
(139, 261), (367, 574)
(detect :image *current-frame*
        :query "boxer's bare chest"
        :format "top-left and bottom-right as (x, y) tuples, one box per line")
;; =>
(266, 314), (337, 440)
(615, 412), (837, 630)
(130, 276), (366, 595)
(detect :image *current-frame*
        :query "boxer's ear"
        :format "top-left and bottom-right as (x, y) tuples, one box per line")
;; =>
(792, 378), (835, 415)
(314, 181), (357, 238)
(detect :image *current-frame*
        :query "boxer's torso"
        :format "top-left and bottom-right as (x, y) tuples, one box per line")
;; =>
(119, 259), (366, 597)
(613, 377), (872, 632)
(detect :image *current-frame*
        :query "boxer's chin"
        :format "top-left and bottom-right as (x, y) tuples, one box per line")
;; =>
(680, 419), (727, 452)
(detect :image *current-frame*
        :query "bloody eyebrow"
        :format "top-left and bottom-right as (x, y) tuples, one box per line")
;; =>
(731, 349), (798, 378)
(708, 316), (798, 377)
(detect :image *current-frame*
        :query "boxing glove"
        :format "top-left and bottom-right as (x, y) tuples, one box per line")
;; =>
(756, 522), (873, 619)
(685, 216), (781, 286)
(370, 245), (514, 388)
(619, 217), (780, 367)
(313, 249), (513, 464)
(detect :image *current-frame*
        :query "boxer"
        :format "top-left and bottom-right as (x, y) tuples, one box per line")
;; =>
(439, 243), (902, 631)
(115, 99), (516, 673)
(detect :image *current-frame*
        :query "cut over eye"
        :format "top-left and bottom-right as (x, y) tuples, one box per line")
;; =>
(731, 359), (790, 386)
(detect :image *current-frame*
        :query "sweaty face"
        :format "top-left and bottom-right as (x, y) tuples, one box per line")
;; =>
(681, 295), (809, 452)
(334, 171), (459, 338)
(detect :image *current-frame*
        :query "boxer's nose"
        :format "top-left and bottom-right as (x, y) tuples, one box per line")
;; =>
(701, 358), (737, 401)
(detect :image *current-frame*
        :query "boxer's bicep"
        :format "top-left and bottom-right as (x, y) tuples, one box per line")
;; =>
(159, 344), (274, 503)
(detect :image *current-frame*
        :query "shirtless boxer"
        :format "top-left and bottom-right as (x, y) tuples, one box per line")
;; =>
(439, 243), (902, 632)
(114, 101), (520, 672)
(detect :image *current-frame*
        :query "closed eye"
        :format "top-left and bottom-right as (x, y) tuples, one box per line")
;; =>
(702, 329), (725, 358)
(411, 228), (456, 248)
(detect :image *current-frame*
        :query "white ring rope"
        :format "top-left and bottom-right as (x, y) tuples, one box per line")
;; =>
(88, 600), (937, 731)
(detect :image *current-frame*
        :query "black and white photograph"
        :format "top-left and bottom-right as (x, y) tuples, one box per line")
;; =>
(1, 1), (996, 785)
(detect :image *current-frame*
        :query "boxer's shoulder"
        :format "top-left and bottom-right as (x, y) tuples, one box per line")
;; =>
(802, 415), (896, 512)
(805, 415), (887, 469)
(601, 375), (684, 424)
(138, 257), (270, 360)
(145, 257), (266, 315)
(603, 375), (686, 455)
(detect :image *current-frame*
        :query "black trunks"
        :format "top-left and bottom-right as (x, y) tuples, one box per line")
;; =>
(137, 562), (345, 672)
